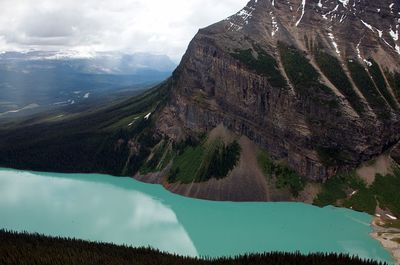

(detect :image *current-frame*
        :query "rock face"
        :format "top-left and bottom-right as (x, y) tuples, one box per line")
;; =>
(391, 142), (400, 164)
(157, 0), (400, 181)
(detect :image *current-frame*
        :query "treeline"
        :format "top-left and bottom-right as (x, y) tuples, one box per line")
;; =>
(313, 45), (366, 115)
(0, 230), (389, 265)
(197, 141), (241, 181)
(314, 166), (400, 216)
(258, 151), (305, 197)
(168, 140), (241, 183)
(230, 46), (288, 88)
(347, 60), (390, 119)
(278, 42), (339, 109)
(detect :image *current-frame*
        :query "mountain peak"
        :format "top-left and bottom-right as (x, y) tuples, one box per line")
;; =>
(218, 0), (400, 66)
(158, 0), (400, 181)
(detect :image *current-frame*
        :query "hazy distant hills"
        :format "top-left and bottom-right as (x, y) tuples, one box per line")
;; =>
(0, 51), (176, 117)
(0, 51), (176, 74)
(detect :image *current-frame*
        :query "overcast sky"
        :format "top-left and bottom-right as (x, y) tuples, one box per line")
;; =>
(0, 0), (248, 62)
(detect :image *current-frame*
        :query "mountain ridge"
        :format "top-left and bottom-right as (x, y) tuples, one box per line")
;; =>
(156, 0), (400, 181)
(0, 51), (176, 74)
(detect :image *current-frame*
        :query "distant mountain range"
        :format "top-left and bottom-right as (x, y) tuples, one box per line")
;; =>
(0, 51), (176, 116)
(0, 51), (176, 75)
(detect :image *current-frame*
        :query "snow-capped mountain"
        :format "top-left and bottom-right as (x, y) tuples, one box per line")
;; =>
(225, 0), (399, 60)
(0, 51), (176, 75)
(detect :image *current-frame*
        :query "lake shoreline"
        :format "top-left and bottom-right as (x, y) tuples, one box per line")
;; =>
(135, 172), (400, 264)
(0, 167), (395, 264)
(370, 217), (400, 265)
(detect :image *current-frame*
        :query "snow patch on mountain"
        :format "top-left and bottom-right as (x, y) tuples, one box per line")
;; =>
(271, 12), (279, 36)
(328, 32), (341, 55)
(322, 5), (339, 20)
(356, 39), (364, 60)
(295, 0), (306, 26)
(338, 0), (349, 7)
(226, 5), (256, 32)
(361, 20), (374, 32)
(237, 8), (254, 22)
(390, 26), (399, 41)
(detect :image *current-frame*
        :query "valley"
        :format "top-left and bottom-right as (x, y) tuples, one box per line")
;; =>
(0, 51), (175, 119)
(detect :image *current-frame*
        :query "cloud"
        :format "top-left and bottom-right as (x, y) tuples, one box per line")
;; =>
(0, 0), (248, 61)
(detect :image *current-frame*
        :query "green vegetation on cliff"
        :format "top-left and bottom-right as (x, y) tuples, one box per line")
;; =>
(367, 59), (398, 110)
(347, 60), (390, 119)
(278, 42), (338, 109)
(314, 167), (400, 216)
(314, 171), (362, 208)
(316, 146), (352, 167)
(140, 140), (173, 175)
(343, 187), (377, 215)
(168, 145), (205, 183)
(372, 170), (400, 216)
(168, 139), (241, 183)
(258, 151), (305, 197)
(313, 49), (365, 114)
(0, 230), (387, 265)
(230, 47), (287, 88)
(197, 140), (241, 182)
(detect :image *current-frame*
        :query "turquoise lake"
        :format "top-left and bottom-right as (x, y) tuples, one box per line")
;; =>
(0, 167), (393, 263)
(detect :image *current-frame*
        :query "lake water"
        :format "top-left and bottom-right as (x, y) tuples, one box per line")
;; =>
(0, 168), (393, 264)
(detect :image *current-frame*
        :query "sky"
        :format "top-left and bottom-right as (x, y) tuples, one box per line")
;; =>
(0, 0), (248, 62)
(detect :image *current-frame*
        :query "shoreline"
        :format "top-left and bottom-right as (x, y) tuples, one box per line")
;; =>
(1, 166), (399, 264)
(137, 172), (400, 265)
(370, 217), (400, 265)
(136, 171), (400, 265)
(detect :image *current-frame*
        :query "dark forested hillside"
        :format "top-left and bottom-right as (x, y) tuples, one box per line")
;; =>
(0, 81), (170, 176)
(0, 230), (389, 265)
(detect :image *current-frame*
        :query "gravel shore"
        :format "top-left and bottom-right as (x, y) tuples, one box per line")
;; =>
(371, 217), (400, 265)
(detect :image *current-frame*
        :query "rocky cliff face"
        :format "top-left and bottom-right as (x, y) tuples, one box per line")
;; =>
(157, 0), (400, 181)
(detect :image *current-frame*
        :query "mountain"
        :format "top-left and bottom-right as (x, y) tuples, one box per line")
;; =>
(1, 0), (400, 214)
(158, 0), (400, 181)
(0, 51), (175, 117)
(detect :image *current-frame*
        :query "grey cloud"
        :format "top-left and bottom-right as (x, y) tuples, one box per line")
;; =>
(0, 0), (248, 61)
(20, 12), (77, 38)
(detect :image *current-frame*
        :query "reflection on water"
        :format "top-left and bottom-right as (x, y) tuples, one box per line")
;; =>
(0, 168), (394, 264)
(0, 169), (197, 256)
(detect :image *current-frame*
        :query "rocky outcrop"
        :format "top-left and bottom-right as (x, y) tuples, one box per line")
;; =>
(157, 0), (400, 181)
(391, 143), (400, 165)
